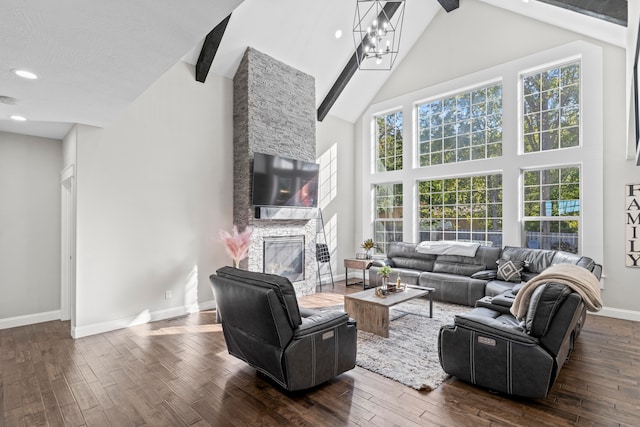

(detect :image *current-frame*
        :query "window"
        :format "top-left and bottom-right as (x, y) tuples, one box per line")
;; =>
(374, 183), (403, 253)
(375, 111), (403, 172)
(417, 83), (502, 166)
(418, 174), (502, 247)
(523, 166), (580, 253)
(522, 62), (580, 152)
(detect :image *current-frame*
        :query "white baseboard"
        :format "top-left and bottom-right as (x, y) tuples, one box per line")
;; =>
(72, 301), (218, 339)
(0, 310), (61, 330)
(198, 300), (216, 311)
(591, 307), (640, 322)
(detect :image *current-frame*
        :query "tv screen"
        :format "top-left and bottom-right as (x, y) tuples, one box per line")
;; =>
(252, 152), (319, 208)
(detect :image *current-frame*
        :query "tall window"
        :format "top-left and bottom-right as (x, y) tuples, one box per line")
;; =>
(375, 111), (403, 172)
(417, 83), (502, 167)
(374, 183), (403, 253)
(522, 62), (580, 152)
(523, 166), (580, 253)
(418, 174), (503, 247)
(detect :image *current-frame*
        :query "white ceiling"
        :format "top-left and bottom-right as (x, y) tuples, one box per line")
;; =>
(0, 0), (626, 140)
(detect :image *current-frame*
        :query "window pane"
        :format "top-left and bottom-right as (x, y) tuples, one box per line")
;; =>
(522, 166), (580, 253)
(375, 111), (403, 172)
(522, 61), (580, 153)
(418, 174), (502, 246)
(417, 83), (502, 167)
(374, 183), (403, 254)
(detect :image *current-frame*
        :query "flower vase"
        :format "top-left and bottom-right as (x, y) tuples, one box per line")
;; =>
(381, 276), (388, 291)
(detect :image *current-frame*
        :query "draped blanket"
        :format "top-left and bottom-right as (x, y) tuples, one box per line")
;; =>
(511, 263), (602, 320)
(415, 241), (480, 257)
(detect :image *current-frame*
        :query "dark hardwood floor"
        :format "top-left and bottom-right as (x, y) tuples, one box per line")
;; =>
(1, 282), (638, 426)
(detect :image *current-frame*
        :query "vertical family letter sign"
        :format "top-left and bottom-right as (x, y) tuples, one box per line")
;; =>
(627, 184), (640, 267)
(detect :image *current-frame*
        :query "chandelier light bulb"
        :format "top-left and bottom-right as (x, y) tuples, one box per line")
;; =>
(376, 56), (383, 65)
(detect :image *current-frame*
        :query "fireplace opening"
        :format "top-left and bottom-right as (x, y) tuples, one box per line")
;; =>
(263, 236), (305, 282)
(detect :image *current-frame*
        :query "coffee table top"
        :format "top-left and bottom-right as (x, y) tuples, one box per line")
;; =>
(344, 287), (430, 307)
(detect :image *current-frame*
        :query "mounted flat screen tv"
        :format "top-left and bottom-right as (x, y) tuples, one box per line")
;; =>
(252, 152), (319, 208)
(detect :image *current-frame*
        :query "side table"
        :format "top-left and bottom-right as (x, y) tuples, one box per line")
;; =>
(344, 258), (373, 289)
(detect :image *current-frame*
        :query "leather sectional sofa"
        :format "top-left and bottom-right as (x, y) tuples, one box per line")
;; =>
(369, 242), (602, 306)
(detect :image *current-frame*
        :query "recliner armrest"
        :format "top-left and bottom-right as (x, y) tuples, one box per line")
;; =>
(371, 259), (393, 268)
(295, 310), (350, 338)
(454, 313), (538, 345)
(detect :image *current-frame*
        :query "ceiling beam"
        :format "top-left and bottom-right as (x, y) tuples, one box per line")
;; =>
(437, 0), (459, 13)
(195, 14), (232, 83)
(317, 2), (402, 122)
(537, 0), (627, 26)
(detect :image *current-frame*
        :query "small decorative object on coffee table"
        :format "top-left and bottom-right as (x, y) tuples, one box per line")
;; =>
(378, 265), (392, 291)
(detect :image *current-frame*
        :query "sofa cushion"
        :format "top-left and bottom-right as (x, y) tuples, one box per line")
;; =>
(501, 246), (555, 274)
(525, 283), (572, 337)
(433, 261), (485, 277)
(391, 257), (435, 271)
(496, 259), (525, 282)
(471, 270), (498, 281)
(387, 242), (437, 271)
(485, 280), (517, 296)
(418, 272), (487, 306)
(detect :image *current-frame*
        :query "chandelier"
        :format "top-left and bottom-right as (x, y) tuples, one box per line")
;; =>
(353, 0), (406, 70)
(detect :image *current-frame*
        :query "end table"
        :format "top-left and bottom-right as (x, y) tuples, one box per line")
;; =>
(343, 258), (373, 289)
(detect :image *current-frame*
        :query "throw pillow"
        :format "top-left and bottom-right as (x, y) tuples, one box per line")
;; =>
(496, 259), (526, 282)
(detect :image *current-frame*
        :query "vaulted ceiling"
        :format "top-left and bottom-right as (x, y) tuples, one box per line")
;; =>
(0, 0), (627, 140)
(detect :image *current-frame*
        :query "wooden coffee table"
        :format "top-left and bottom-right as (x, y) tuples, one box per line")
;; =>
(344, 287), (434, 338)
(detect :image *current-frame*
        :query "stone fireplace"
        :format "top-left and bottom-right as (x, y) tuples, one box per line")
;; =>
(233, 47), (317, 296)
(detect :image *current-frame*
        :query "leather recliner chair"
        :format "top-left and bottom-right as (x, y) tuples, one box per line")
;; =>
(209, 267), (357, 391)
(438, 282), (585, 398)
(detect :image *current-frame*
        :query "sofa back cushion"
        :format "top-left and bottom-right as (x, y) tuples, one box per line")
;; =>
(432, 261), (486, 277)
(436, 246), (502, 270)
(388, 242), (436, 271)
(501, 246), (556, 274)
(525, 283), (572, 338)
(551, 251), (596, 272)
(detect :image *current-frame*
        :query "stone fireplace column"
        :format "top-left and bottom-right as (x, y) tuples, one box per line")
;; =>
(232, 47), (317, 296)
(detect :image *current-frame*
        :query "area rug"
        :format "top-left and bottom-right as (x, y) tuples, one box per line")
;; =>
(335, 298), (471, 391)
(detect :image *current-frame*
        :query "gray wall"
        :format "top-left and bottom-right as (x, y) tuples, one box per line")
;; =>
(0, 131), (62, 324)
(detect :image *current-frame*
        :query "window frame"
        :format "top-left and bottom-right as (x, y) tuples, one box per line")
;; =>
(361, 41), (603, 272)
(521, 165), (582, 253)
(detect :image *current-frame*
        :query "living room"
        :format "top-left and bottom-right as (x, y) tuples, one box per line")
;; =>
(1, 0), (639, 425)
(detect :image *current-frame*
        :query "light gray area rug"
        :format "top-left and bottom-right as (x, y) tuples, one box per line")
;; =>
(351, 299), (471, 391)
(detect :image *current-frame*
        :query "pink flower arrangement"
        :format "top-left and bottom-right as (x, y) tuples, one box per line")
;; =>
(219, 225), (252, 268)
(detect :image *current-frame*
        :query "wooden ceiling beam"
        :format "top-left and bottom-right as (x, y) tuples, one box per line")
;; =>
(195, 14), (232, 83)
(437, 0), (459, 13)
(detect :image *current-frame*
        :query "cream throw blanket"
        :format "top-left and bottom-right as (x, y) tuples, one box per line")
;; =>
(510, 263), (602, 320)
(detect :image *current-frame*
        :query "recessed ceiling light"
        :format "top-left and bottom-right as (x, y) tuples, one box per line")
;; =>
(12, 69), (38, 80)
(10, 115), (27, 121)
(335, 30), (343, 39)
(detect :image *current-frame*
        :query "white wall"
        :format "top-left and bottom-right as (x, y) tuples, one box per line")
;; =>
(316, 115), (356, 281)
(72, 61), (234, 337)
(359, 1), (640, 318)
(0, 131), (62, 327)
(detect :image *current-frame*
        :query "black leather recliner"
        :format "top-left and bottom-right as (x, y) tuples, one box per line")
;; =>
(438, 282), (585, 398)
(209, 267), (357, 391)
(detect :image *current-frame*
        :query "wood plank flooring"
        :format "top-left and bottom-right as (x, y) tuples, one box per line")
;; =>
(1, 282), (638, 426)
